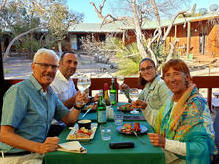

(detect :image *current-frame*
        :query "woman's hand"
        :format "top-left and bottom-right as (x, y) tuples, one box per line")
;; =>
(131, 99), (147, 109)
(148, 133), (165, 148)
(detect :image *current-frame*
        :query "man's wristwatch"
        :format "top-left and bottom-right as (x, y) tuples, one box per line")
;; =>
(74, 104), (84, 110)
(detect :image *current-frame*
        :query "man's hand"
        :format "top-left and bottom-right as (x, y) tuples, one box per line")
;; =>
(120, 83), (129, 91)
(75, 91), (86, 107)
(131, 99), (147, 109)
(148, 133), (165, 148)
(39, 137), (60, 154)
(93, 93), (99, 102)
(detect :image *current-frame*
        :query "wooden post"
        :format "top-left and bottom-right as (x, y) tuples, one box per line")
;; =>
(0, 37), (5, 120)
(186, 21), (191, 58)
(122, 30), (126, 44)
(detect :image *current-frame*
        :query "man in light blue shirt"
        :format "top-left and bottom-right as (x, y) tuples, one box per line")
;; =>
(0, 48), (84, 163)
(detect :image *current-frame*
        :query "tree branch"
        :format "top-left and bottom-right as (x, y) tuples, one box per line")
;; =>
(161, 10), (186, 43)
(0, 0), (7, 10)
(3, 26), (47, 60)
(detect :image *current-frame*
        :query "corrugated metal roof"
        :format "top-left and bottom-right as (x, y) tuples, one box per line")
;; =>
(68, 22), (125, 33)
(68, 13), (219, 32)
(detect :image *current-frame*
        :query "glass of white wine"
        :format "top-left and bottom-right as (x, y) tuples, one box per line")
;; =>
(77, 74), (90, 105)
(129, 88), (140, 114)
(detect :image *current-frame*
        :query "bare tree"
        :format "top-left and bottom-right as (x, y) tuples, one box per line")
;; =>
(90, 0), (187, 65)
(1, 0), (83, 59)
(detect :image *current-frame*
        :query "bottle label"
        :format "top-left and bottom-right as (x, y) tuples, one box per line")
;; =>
(97, 110), (106, 123)
(110, 93), (117, 105)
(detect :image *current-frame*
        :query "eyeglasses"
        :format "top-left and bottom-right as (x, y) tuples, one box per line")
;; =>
(163, 72), (183, 79)
(34, 62), (58, 69)
(139, 66), (154, 72)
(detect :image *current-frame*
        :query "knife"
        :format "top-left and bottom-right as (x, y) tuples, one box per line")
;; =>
(82, 107), (92, 118)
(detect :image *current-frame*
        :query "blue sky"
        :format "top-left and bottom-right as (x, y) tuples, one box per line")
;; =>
(67, 0), (219, 23)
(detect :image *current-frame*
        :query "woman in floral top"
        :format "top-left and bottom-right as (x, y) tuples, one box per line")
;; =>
(148, 59), (215, 164)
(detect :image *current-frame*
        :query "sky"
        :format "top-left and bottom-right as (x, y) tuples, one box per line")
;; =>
(67, 0), (219, 23)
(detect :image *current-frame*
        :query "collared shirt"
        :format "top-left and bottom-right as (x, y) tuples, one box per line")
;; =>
(50, 70), (77, 102)
(139, 75), (172, 127)
(0, 75), (69, 153)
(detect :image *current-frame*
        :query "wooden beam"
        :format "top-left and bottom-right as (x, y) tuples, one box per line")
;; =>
(122, 30), (126, 44)
(186, 21), (191, 57)
(0, 38), (4, 121)
(174, 25), (177, 38)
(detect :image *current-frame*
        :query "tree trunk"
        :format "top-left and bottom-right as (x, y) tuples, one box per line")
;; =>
(3, 27), (46, 61)
(58, 40), (62, 57)
(166, 38), (179, 62)
(147, 32), (159, 66)
(131, 0), (147, 59)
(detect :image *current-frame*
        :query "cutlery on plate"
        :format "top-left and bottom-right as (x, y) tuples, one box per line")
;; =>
(132, 130), (147, 144)
(82, 107), (92, 118)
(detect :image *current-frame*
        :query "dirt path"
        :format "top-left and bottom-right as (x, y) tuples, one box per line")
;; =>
(3, 54), (117, 79)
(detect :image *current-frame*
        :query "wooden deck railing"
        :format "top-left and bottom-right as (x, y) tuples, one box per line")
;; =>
(3, 76), (219, 111)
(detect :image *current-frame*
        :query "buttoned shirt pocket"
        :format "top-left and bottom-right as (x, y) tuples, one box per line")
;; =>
(147, 93), (161, 110)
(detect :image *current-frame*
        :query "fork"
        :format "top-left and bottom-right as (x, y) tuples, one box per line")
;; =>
(132, 131), (147, 144)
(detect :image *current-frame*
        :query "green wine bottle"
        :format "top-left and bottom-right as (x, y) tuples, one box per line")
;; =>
(110, 77), (117, 105)
(97, 90), (106, 124)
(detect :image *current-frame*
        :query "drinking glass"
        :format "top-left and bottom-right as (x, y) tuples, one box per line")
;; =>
(129, 88), (140, 114)
(114, 113), (123, 125)
(100, 125), (111, 141)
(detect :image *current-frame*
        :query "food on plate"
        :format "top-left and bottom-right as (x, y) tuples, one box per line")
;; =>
(68, 127), (92, 139)
(119, 104), (133, 112)
(120, 123), (141, 134)
(133, 122), (141, 132)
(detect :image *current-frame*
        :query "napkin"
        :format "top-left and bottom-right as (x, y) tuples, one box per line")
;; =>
(58, 141), (87, 153)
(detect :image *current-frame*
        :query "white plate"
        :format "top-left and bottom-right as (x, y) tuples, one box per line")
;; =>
(66, 123), (98, 141)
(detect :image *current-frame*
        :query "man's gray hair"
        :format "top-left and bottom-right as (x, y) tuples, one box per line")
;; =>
(33, 48), (59, 62)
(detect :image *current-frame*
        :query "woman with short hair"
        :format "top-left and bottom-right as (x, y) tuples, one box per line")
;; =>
(149, 59), (215, 164)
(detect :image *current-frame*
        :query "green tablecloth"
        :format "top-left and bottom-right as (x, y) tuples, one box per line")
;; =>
(44, 104), (165, 164)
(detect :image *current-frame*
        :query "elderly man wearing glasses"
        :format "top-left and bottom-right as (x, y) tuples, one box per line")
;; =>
(0, 48), (84, 163)
(121, 58), (172, 127)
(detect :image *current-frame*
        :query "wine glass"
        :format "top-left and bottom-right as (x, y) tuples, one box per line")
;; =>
(129, 88), (140, 114)
(77, 74), (90, 105)
(117, 76), (124, 94)
(77, 75), (89, 93)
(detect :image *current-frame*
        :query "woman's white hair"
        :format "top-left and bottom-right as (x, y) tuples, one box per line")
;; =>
(33, 48), (59, 62)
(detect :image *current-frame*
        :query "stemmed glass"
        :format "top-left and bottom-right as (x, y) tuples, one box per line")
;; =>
(77, 74), (90, 93)
(117, 76), (124, 93)
(77, 74), (90, 105)
(129, 88), (140, 114)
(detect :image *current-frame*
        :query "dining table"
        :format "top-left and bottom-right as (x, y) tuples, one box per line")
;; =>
(44, 103), (165, 164)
